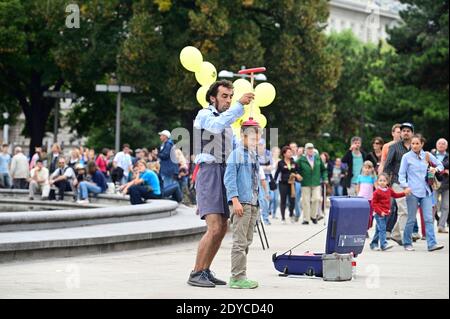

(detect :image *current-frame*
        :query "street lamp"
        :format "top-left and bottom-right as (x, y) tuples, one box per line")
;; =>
(95, 84), (135, 152)
(2, 112), (9, 144)
(43, 91), (77, 144)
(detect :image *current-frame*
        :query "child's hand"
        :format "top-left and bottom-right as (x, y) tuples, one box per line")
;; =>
(232, 198), (244, 217)
(404, 188), (411, 196)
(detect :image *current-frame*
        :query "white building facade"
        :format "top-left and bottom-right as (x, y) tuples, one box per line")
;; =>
(327, 0), (403, 43)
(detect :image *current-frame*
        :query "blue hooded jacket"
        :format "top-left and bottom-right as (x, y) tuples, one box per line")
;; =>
(158, 139), (179, 178)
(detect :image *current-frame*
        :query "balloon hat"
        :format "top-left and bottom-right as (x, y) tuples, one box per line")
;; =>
(238, 67), (266, 127)
(241, 117), (261, 128)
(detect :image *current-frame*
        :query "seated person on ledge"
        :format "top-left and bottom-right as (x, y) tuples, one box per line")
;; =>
(77, 161), (108, 204)
(121, 160), (162, 205)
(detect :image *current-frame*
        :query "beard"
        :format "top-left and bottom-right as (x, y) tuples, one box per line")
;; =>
(214, 103), (230, 113)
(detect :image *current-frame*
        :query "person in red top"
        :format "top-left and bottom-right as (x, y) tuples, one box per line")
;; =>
(370, 173), (411, 251)
(95, 148), (110, 179)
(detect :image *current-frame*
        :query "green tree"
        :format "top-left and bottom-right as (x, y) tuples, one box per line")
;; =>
(0, 0), (133, 153)
(382, 0), (449, 144)
(115, 0), (341, 149)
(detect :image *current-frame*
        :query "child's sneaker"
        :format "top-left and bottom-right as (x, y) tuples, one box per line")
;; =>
(229, 278), (258, 289)
(370, 244), (379, 251)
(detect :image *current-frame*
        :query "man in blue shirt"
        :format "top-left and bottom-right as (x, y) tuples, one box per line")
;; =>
(121, 160), (161, 205)
(188, 80), (254, 288)
(0, 144), (11, 188)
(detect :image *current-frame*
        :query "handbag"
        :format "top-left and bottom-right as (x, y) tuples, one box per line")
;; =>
(425, 152), (442, 191)
(269, 174), (277, 191)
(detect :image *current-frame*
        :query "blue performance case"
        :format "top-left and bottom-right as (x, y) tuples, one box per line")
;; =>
(273, 197), (370, 277)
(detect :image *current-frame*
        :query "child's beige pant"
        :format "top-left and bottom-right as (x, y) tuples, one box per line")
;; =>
(230, 204), (259, 280)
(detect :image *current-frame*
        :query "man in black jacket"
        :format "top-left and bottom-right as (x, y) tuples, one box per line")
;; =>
(341, 136), (368, 196)
(384, 122), (414, 245)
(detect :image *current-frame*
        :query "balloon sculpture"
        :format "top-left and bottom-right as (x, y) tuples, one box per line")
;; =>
(179, 46), (276, 135)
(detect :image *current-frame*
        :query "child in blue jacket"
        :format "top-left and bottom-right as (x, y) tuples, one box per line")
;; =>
(224, 125), (261, 289)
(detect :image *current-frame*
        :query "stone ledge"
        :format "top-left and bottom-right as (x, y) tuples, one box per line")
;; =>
(0, 207), (205, 263)
(0, 199), (179, 232)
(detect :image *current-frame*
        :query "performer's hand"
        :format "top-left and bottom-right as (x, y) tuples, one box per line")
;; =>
(238, 93), (255, 106)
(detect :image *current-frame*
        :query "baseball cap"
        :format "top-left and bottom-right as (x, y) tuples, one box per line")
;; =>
(135, 148), (143, 154)
(158, 130), (171, 139)
(305, 143), (314, 149)
(400, 122), (414, 132)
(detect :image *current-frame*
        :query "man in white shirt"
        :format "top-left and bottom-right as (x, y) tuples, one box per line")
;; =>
(10, 147), (30, 189)
(113, 144), (133, 185)
(49, 157), (76, 201)
(29, 160), (50, 200)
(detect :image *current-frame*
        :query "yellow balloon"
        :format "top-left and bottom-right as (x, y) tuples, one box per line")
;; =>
(195, 61), (217, 86)
(255, 113), (267, 128)
(254, 82), (276, 107)
(180, 46), (203, 72)
(196, 86), (209, 108)
(233, 79), (253, 101)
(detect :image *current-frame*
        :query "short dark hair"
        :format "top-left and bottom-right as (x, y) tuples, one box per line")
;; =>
(206, 80), (234, 104)
(102, 148), (109, 156)
(36, 159), (43, 164)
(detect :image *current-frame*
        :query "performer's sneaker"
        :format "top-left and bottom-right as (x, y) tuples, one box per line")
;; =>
(187, 270), (215, 288)
(229, 278), (258, 289)
(205, 269), (227, 285)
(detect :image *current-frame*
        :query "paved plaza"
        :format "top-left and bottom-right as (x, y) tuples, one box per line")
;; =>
(0, 212), (448, 299)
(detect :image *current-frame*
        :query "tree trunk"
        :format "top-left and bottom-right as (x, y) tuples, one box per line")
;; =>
(24, 98), (52, 156)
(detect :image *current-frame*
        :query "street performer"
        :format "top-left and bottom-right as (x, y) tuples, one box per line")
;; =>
(187, 80), (254, 288)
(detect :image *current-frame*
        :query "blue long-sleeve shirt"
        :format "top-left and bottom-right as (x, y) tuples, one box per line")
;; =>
(399, 150), (444, 197)
(194, 103), (244, 164)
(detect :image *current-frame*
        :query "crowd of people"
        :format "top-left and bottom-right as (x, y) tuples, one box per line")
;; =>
(253, 123), (448, 253)
(0, 123), (448, 252)
(0, 129), (192, 205)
